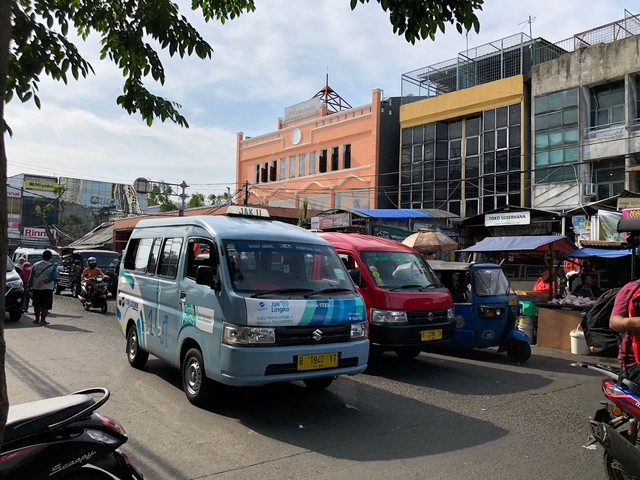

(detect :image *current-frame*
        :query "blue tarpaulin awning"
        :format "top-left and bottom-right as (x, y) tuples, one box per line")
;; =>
(460, 235), (577, 254)
(566, 247), (633, 259)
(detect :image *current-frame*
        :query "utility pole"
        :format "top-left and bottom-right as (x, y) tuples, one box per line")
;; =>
(243, 181), (249, 206)
(178, 181), (189, 217)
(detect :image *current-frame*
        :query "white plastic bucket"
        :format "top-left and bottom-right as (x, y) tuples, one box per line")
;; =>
(570, 326), (590, 355)
(517, 316), (537, 344)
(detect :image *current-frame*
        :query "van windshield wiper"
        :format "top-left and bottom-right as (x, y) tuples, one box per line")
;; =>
(250, 288), (314, 298)
(304, 287), (353, 298)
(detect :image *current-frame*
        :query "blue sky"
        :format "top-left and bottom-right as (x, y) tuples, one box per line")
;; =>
(5, 0), (639, 200)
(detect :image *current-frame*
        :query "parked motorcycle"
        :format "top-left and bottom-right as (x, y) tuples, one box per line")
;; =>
(80, 275), (109, 313)
(0, 387), (143, 479)
(574, 361), (640, 479)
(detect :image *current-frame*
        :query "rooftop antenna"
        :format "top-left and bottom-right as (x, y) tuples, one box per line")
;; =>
(313, 69), (352, 113)
(518, 15), (535, 38)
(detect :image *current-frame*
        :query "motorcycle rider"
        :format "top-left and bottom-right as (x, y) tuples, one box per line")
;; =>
(81, 257), (106, 302)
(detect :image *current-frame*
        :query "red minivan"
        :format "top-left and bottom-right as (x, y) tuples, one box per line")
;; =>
(317, 232), (455, 359)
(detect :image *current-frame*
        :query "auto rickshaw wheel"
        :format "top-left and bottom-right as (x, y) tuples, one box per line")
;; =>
(506, 339), (531, 363)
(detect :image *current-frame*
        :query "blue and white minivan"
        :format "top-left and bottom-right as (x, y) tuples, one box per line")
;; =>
(117, 206), (369, 406)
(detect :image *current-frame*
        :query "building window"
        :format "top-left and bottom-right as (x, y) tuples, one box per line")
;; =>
(255, 164), (260, 184)
(298, 153), (306, 176)
(279, 158), (286, 180)
(261, 162), (268, 183)
(343, 144), (351, 169)
(593, 157), (625, 199)
(289, 156), (296, 178)
(331, 147), (339, 171)
(319, 149), (327, 173)
(269, 160), (277, 182)
(534, 88), (579, 183)
(309, 151), (317, 174)
(591, 80), (625, 129)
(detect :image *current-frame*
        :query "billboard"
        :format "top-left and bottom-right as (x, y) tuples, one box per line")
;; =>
(59, 178), (147, 214)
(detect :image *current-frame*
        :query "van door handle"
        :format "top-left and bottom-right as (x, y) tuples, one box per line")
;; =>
(180, 291), (187, 301)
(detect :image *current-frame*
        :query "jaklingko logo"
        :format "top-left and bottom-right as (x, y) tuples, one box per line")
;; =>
(271, 301), (290, 314)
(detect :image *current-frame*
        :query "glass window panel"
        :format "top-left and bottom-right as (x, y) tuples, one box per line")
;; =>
(467, 117), (481, 136)
(436, 122), (448, 140)
(496, 107), (508, 128)
(449, 120), (463, 139)
(563, 128), (579, 144)
(466, 183), (479, 198)
(535, 151), (549, 166)
(496, 174), (508, 193)
(449, 183), (461, 200)
(509, 148), (521, 170)
(548, 92), (563, 111)
(401, 168), (411, 185)
(411, 187), (422, 202)
(448, 201), (461, 216)
(484, 132), (495, 152)
(413, 126), (424, 143)
(496, 150), (508, 172)
(596, 110), (609, 126)
(509, 126), (521, 148)
(564, 146), (579, 162)
(450, 140), (462, 158)
(563, 88), (578, 107)
(548, 130), (563, 147)
(465, 200), (479, 217)
(484, 153), (495, 173)
(563, 108), (578, 125)
(412, 163), (423, 183)
(535, 96), (548, 115)
(549, 148), (564, 164)
(280, 159), (286, 180)
(484, 110), (496, 131)
(424, 143), (434, 161)
(436, 142), (448, 160)
(435, 163), (448, 181)
(424, 123), (435, 141)
(402, 128), (412, 146)
(450, 159), (462, 180)
(435, 183), (447, 200)
(548, 112), (563, 129)
(535, 115), (548, 131)
(509, 104), (521, 125)
(465, 156), (479, 179)
(612, 105), (625, 124)
(289, 156), (296, 178)
(496, 195), (507, 209)
(483, 196), (495, 213)
(402, 147), (411, 166)
(309, 151), (316, 174)
(423, 161), (434, 181)
(466, 137), (479, 156)
(509, 193), (520, 206)
(496, 129), (508, 149)
(509, 172), (520, 191)
(299, 153), (306, 176)
(413, 145), (423, 161)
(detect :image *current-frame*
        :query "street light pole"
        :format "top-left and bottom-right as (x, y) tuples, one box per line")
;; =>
(134, 177), (189, 216)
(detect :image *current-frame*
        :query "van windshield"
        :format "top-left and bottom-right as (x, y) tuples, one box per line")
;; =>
(224, 240), (355, 296)
(81, 252), (119, 268)
(360, 251), (440, 289)
(473, 268), (512, 297)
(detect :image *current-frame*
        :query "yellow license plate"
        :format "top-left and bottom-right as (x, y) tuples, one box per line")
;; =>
(421, 329), (443, 342)
(297, 353), (339, 371)
(508, 298), (517, 306)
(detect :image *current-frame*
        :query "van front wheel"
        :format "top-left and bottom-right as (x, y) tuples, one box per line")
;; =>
(126, 325), (148, 369)
(182, 348), (216, 407)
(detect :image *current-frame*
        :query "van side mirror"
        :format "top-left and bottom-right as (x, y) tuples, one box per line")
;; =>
(196, 266), (220, 291)
(349, 269), (363, 287)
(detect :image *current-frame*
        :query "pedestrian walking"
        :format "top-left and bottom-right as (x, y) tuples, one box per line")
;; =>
(29, 250), (58, 326)
(19, 261), (32, 312)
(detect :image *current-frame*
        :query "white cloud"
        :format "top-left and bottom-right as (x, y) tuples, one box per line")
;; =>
(6, 0), (639, 199)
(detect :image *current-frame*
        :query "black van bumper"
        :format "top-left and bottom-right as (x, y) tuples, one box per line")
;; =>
(369, 319), (456, 350)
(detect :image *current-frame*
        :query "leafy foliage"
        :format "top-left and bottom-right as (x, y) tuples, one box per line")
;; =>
(351, 0), (483, 43)
(187, 192), (205, 208)
(208, 192), (230, 206)
(147, 182), (178, 211)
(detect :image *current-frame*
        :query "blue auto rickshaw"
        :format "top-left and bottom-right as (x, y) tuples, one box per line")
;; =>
(428, 260), (531, 363)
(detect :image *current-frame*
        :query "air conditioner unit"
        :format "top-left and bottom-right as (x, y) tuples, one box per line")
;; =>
(584, 183), (596, 197)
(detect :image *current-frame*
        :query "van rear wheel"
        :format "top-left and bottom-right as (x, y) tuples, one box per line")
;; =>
(182, 348), (216, 407)
(126, 325), (148, 369)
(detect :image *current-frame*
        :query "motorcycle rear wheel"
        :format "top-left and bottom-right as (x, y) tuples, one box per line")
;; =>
(604, 451), (639, 480)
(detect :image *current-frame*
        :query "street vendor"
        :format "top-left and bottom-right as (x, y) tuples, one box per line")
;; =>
(572, 273), (602, 299)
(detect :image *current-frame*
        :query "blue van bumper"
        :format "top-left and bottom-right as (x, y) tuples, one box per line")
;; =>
(217, 339), (369, 386)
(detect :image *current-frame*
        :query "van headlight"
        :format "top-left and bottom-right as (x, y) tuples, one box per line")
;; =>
(7, 279), (23, 289)
(350, 321), (368, 339)
(222, 322), (276, 345)
(370, 309), (408, 324)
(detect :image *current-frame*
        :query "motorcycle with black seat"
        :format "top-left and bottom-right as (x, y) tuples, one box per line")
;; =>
(0, 387), (143, 479)
(574, 361), (640, 479)
(80, 275), (109, 313)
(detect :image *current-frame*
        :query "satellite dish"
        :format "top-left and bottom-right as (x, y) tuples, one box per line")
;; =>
(134, 177), (150, 194)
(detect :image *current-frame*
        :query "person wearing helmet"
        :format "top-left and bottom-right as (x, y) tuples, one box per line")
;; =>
(81, 257), (106, 301)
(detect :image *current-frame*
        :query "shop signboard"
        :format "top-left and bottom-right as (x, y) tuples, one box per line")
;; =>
(23, 175), (58, 192)
(311, 212), (351, 230)
(23, 227), (50, 239)
(618, 198), (640, 209)
(284, 98), (322, 122)
(572, 215), (591, 235)
(373, 225), (412, 242)
(485, 211), (530, 227)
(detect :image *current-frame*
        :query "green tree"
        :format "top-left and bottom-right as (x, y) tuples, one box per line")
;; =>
(187, 192), (205, 208)
(0, 0), (484, 445)
(298, 198), (309, 228)
(148, 182), (178, 212)
(208, 192), (230, 206)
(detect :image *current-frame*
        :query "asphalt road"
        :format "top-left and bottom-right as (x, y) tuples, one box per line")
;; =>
(4, 294), (614, 480)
